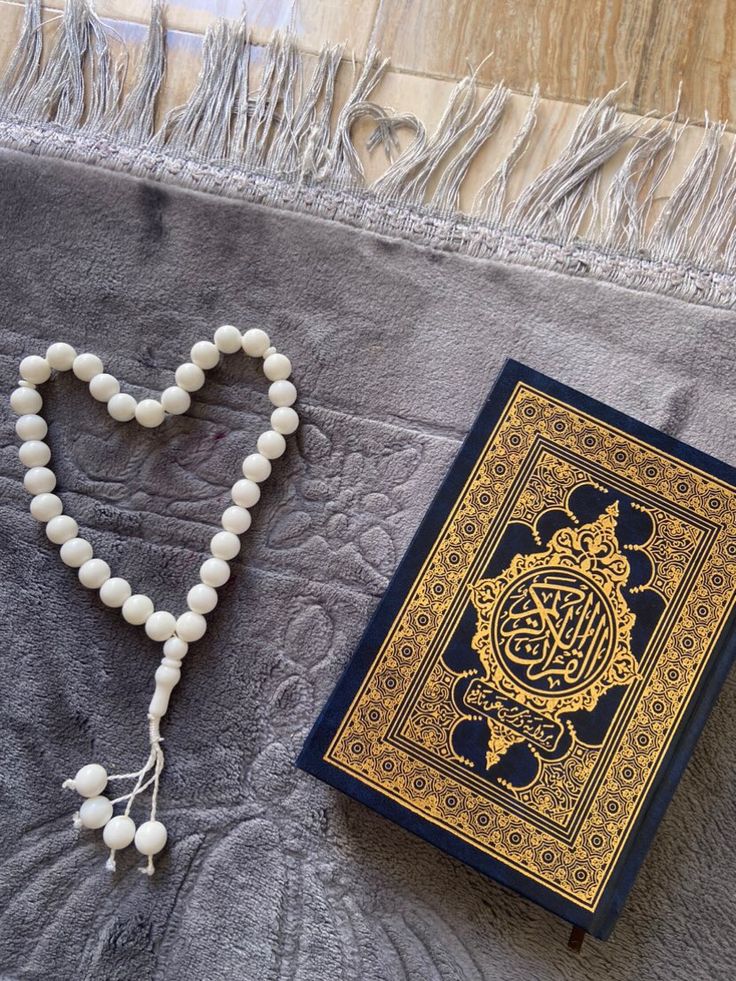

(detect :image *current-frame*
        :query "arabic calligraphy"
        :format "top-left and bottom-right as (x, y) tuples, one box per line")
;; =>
(492, 567), (616, 696)
(463, 679), (564, 751)
(467, 503), (639, 770)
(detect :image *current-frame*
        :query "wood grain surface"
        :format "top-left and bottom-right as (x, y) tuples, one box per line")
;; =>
(0, 0), (733, 215)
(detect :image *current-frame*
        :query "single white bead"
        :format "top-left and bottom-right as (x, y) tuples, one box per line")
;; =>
(19, 440), (51, 467)
(15, 414), (47, 440)
(73, 763), (108, 797)
(257, 430), (286, 460)
(231, 478), (260, 508)
(242, 453), (271, 482)
(175, 362), (205, 392)
(24, 466), (56, 495)
(46, 514), (78, 544)
(221, 505), (252, 534)
(190, 340), (220, 370)
(103, 814), (136, 850)
(134, 819), (167, 856)
(79, 795), (113, 829)
(176, 611), (207, 642)
(107, 392), (137, 422)
(100, 577), (131, 608)
(135, 399), (165, 428)
(268, 379), (297, 407)
(241, 328), (270, 357)
(271, 406), (299, 435)
(89, 373), (120, 402)
(161, 386), (191, 415)
(211, 530), (241, 560)
(263, 346), (277, 359)
(78, 558), (111, 589)
(263, 353), (292, 381)
(213, 324), (242, 353)
(72, 353), (104, 382)
(19, 355), (51, 385)
(200, 557), (230, 588)
(46, 342), (77, 371)
(150, 662), (181, 718)
(163, 636), (189, 661)
(187, 583), (218, 614)
(122, 593), (155, 625)
(60, 537), (93, 568)
(10, 386), (43, 414)
(145, 610), (177, 641)
(30, 492), (63, 522)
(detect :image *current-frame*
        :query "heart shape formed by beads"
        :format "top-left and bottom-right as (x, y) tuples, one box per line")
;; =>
(12, 325), (299, 874)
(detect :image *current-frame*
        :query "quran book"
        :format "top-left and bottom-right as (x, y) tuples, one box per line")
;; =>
(297, 360), (736, 940)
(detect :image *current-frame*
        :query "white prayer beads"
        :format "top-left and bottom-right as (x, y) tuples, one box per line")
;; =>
(241, 327), (270, 357)
(24, 466), (56, 494)
(263, 352), (291, 381)
(190, 340), (220, 370)
(257, 430), (286, 459)
(135, 398), (165, 428)
(221, 505), (251, 534)
(160, 386), (190, 415)
(11, 386), (42, 414)
(16, 414), (47, 440)
(103, 815), (136, 850)
(186, 583), (218, 614)
(60, 537), (93, 568)
(79, 796), (114, 829)
(89, 373), (120, 402)
(14, 324), (299, 875)
(231, 478), (260, 508)
(210, 530), (241, 560)
(135, 820), (167, 856)
(46, 342), (77, 371)
(19, 440), (51, 467)
(145, 610), (177, 642)
(73, 352), (103, 381)
(175, 611), (207, 643)
(271, 406), (299, 434)
(108, 392), (137, 421)
(213, 324), (242, 353)
(200, 557), (230, 587)
(268, 379), (297, 407)
(20, 355), (51, 384)
(175, 362), (204, 391)
(46, 514), (78, 544)
(242, 453), (271, 482)
(100, 577), (131, 607)
(122, 594), (155, 625)
(79, 558), (111, 589)
(30, 493), (62, 522)
(72, 763), (108, 797)
(164, 637), (188, 660)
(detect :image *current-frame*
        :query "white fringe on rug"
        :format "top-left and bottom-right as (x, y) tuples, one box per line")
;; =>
(2, 0), (736, 308)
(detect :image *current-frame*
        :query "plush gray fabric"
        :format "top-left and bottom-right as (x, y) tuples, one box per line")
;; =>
(1, 147), (736, 981)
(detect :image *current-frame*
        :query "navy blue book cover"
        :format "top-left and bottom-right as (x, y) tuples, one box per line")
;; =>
(297, 360), (736, 940)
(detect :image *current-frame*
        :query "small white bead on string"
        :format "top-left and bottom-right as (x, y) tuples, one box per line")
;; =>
(13, 324), (299, 875)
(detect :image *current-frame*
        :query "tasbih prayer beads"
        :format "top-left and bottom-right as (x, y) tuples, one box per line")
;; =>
(12, 325), (299, 874)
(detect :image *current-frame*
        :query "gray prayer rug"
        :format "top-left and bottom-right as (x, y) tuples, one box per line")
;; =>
(1, 3), (735, 979)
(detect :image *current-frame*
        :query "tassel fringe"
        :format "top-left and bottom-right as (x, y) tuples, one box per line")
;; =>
(2, 0), (736, 308)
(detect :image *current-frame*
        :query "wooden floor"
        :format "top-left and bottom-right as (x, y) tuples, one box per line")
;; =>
(0, 0), (734, 214)
(3, 0), (733, 120)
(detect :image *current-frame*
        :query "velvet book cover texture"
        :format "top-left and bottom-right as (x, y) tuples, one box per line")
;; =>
(299, 360), (736, 940)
